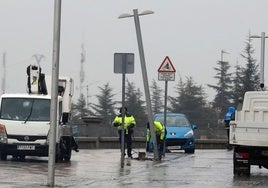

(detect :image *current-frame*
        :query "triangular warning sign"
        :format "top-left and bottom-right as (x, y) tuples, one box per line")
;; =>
(158, 56), (176, 72)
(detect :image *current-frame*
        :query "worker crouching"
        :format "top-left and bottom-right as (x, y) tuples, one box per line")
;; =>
(146, 121), (166, 160)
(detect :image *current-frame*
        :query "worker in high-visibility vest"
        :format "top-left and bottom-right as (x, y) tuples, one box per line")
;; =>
(146, 121), (166, 159)
(112, 107), (136, 158)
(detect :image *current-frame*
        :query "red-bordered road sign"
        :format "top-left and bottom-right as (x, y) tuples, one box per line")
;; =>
(158, 56), (176, 72)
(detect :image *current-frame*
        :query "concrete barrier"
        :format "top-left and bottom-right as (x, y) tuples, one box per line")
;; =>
(75, 137), (228, 149)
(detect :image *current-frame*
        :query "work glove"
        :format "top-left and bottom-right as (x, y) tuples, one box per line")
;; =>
(113, 123), (120, 127)
(129, 123), (135, 128)
(128, 126), (134, 134)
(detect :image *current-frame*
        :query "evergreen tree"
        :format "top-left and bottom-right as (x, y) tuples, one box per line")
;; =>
(231, 63), (244, 106)
(72, 93), (92, 123)
(91, 83), (117, 125)
(207, 57), (233, 117)
(240, 34), (259, 93)
(150, 79), (164, 114)
(125, 80), (147, 134)
(169, 77), (208, 120)
(169, 77), (219, 137)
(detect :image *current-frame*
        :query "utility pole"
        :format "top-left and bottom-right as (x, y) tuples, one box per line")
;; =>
(2, 53), (6, 94)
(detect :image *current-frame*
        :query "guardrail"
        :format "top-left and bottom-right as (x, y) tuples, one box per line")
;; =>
(75, 137), (228, 149)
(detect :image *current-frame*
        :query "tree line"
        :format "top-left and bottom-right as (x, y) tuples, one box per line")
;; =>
(71, 34), (260, 138)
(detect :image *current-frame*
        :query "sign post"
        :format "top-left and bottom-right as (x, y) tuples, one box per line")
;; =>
(114, 53), (134, 168)
(158, 56), (176, 157)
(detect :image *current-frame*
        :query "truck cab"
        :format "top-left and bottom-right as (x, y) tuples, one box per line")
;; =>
(0, 64), (78, 161)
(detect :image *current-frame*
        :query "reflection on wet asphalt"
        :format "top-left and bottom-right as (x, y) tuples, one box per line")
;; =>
(0, 149), (268, 187)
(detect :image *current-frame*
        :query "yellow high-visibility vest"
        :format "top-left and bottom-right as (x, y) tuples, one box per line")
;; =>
(112, 114), (136, 134)
(146, 121), (165, 142)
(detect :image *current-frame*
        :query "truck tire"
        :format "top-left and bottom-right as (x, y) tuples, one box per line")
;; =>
(233, 148), (250, 176)
(233, 162), (250, 176)
(0, 152), (7, 160)
(55, 143), (63, 163)
(64, 148), (72, 162)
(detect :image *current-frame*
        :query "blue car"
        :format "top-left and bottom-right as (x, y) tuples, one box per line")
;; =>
(151, 113), (197, 153)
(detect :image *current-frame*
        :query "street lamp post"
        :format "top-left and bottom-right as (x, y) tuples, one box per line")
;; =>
(119, 9), (159, 160)
(250, 32), (268, 89)
(48, 0), (61, 186)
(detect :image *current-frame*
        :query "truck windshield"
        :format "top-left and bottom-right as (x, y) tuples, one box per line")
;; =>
(0, 98), (50, 121)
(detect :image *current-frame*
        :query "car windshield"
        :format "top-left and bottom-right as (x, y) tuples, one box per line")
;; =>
(155, 115), (191, 127)
(0, 98), (50, 121)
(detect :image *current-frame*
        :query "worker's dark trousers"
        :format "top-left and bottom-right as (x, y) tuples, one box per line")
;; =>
(156, 135), (164, 158)
(118, 130), (132, 157)
(225, 127), (232, 150)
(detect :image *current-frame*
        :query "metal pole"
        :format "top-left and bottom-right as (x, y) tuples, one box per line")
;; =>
(133, 9), (159, 160)
(48, 0), (61, 186)
(163, 80), (168, 157)
(251, 32), (268, 89)
(260, 32), (265, 89)
(2, 53), (6, 94)
(120, 54), (126, 168)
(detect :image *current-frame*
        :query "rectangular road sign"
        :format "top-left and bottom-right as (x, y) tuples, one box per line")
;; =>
(158, 72), (175, 81)
(114, 53), (134, 74)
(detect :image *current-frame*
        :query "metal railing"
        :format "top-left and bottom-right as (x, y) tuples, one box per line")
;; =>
(75, 137), (228, 149)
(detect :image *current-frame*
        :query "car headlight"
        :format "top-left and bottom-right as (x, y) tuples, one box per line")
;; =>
(184, 130), (193, 137)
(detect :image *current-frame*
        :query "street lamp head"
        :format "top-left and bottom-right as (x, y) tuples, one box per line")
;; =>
(139, 10), (154, 16)
(250, 35), (261, 38)
(119, 9), (154, 19)
(118, 13), (133, 19)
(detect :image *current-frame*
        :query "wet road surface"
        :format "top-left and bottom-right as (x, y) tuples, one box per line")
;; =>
(0, 149), (268, 187)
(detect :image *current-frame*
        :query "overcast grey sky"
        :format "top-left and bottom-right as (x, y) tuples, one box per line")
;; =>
(1, 0), (268, 104)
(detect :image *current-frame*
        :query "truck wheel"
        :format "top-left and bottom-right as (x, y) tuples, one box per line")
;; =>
(64, 148), (72, 162)
(233, 160), (240, 176)
(55, 143), (63, 163)
(1, 153), (7, 160)
(233, 149), (250, 176)
(234, 163), (250, 176)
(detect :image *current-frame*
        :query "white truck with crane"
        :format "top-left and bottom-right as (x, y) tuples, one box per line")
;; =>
(0, 64), (78, 161)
